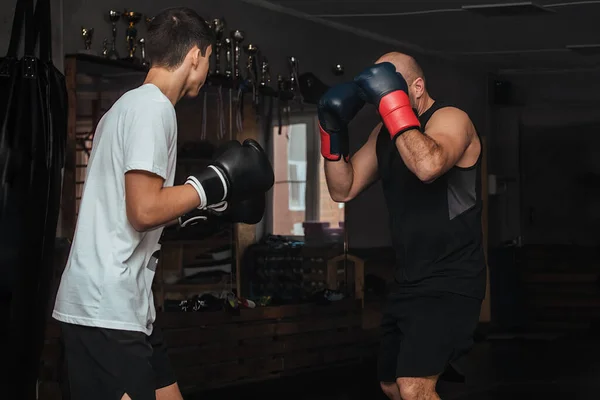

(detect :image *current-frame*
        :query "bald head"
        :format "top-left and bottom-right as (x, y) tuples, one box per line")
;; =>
(376, 52), (424, 85)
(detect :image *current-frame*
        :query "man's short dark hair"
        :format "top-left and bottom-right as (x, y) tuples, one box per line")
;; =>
(146, 7), (214, 69)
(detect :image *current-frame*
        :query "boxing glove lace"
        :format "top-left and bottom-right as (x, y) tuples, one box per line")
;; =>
(179, 195), (265, 226)
(354, 62), (421, 140)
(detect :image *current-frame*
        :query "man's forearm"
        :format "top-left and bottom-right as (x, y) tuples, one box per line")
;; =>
(164, 219), (179, 227)
(395, 129), (444, 182)
(324, 160), (354, 202)
(136, 184), (200, 231)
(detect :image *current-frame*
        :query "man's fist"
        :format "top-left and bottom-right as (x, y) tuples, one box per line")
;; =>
(354, 62), (420, 140)
(185, 139), (274, 209)
(317, 82), (365, 161)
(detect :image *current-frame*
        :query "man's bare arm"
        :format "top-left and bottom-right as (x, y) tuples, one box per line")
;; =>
(394, 108), (473, 182)
(324, 123), (381, 202)
(125, 170), (200, 232)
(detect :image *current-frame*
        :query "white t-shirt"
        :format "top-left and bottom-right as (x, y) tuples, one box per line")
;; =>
(53, 84), (177, 335)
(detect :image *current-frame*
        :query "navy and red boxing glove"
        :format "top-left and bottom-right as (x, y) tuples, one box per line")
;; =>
(317, 82), (365, 161)
(354, 62), (421, 140)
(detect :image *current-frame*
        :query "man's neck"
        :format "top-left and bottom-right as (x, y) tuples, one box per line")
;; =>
(143, 68), (184, 106)
(415, 93), (435, 117)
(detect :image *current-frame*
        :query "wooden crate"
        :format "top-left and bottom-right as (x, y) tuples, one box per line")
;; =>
(157, 298), (372, 393)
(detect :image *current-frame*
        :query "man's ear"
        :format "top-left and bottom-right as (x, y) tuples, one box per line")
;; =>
(190, 47), (201, 69)
(413, 77), (425, 97)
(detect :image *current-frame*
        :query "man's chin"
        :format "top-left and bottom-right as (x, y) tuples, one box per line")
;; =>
(187, 85), (204, 98)
(185, 90), (200, 99)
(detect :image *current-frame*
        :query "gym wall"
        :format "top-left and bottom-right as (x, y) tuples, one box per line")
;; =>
(0, 0), (489, 249)
(0, 0), (64, 69)
(488, 70), (600, 247)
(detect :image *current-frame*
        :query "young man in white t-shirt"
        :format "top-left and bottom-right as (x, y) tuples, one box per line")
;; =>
(52, 7), (274, 400)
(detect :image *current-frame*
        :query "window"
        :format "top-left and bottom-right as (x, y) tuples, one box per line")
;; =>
(270, 114), (345, 237)
(287, 124), (307, 211)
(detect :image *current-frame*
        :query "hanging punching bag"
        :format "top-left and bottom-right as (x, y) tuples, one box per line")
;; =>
(0, 0), (67, 397)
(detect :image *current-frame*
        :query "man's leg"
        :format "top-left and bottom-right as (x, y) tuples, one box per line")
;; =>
(148, 326), (183, 400)
(156, 383), (183, 400)
(396, 375), (440, 400)
(378, 301), (404, 400)
(61, 322), (156, 400)
(392, 293), (481, 400)
(380, 381), (402, 400)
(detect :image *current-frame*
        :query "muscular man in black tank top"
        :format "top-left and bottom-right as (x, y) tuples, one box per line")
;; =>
(318, 52), (486, 400)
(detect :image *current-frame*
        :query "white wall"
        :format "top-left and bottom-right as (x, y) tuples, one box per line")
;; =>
(1, 0), (489, 249)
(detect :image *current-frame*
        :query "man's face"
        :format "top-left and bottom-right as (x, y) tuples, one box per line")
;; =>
(185, 45), (212, 98)
(407, 80), (418, 109)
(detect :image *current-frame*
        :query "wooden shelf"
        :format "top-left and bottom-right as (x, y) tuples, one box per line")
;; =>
(159, 282), (232, 292)
(160, 236), (232, 247)
(66, 53), (148, 75)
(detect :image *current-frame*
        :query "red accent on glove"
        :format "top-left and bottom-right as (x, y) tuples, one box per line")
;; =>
(379, 90), (421, 139)
(319, 123), (341, 161)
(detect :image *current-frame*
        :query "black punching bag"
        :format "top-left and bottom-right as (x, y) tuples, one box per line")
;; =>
(0, 0), (67, 397)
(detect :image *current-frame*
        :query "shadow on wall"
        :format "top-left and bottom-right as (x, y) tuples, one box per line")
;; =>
(520, 122), (600, 246)
(487, 70), (600, 247)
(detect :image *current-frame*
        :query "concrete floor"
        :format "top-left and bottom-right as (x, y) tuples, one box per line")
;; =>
(194, 331), (600, 399)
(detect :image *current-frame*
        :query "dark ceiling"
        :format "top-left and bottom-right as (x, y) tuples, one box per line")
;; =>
(244, 0), (600, 72)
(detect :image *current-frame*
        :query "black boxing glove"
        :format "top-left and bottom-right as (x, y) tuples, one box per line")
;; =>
(185, 139), (274, 208)
(206, 194), (265, 224)
(318, 82), (365, 161)
(179, 195), (265, 226)
(354, 62), (421, 140)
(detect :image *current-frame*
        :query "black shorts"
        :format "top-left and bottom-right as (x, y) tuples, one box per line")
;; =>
(61, 322), (177, 400)
(377, 292), (482, 382)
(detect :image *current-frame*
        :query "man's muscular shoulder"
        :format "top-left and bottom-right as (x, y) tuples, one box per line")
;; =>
(425, 106), (479, 167)
(426, 107), (473, 134)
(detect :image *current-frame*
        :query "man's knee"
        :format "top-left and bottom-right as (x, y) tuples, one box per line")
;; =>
(156, 382), (184, 400)
(396, 377), (436, 400)
(380, 381), (401, 400)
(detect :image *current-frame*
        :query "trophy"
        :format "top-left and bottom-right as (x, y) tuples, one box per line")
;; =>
(106, 10), (120, 60)
(122, 10), (143, 62)
(260, 59), (270, 87)
(276, 74), (291, 135)
(333, 64), (345, 76)
(224, 36), (232, 78)
(230, 30), (245, 81)
(102, 38), (108, 57)
(288, 56), (302, 102)
(244, 44), (259, 85)
(210, 18), (226, 76)
(244, 44), (259, 106)
(139, 38), (148, 66)
(79, 27), (95, 55)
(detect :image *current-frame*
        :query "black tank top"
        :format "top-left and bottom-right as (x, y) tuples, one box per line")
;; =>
(375, 102), (487, 299)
